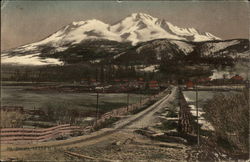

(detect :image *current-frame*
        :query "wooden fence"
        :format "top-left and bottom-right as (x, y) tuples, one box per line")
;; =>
(93, 89), (168, 129)
(178, 89), (195, 134)
(0, 124), (82, 144)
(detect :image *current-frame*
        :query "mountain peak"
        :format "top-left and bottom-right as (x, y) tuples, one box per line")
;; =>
(128, 13), (158, 22)
(4, 13), (221, 53)
(130, 12), (154, 18)
(72, 19), (106, 26)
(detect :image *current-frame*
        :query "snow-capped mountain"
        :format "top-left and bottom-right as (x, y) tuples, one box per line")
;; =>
(2, 13), (249, 66)
(3, 13), (220, 53)
(40, 13), (220, 45)
(110, 13), (220, 44)
(28, 13), (221, 47)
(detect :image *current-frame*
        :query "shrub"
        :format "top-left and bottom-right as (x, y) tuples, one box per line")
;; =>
(203, 89), (249, 152)
(166, 110), (178, 118)
(161, 120), (178, 130)
(41, 102), (81, 125)
(1, 110), (26, 128)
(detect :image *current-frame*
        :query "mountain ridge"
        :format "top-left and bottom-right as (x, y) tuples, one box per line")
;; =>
(2, 13), (221, 52)
(2, 13), (249, 66)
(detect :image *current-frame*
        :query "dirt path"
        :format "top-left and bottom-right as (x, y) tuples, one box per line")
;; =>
(124, 87), (177, 130)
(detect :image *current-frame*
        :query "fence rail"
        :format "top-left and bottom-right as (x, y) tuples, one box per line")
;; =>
(178, 89), (195, 134)
(93, 89), (168, 129)
(0, 124), (82, 144)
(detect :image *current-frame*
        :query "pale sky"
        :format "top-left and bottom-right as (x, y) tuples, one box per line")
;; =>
(1, 1), (249, 50)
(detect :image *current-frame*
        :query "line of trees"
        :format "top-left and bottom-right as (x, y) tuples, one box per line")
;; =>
(2, 64), (159, 83)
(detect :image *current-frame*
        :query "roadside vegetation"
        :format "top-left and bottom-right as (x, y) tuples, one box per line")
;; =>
(0, 110), (26, 128)
(203, 88), (249, 156)
(93, 117), (120, 131)
(129, 98), (158, 115)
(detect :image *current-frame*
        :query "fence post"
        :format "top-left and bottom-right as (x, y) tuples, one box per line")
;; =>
(195, 84), (200, 146)
(127, 93), (130, 112)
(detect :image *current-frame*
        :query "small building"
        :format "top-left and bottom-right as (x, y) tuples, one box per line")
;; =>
(138, 77), (144, 81)
(89, 79), (100, 86)
(149, 84), (160, 90)
(231, 74), (243, 81)
(186, 81), (194, 89)
(149, 80), (158, 84)
(114, 79), (121, 83)
(197, 77), (211, 85)
(231, 74), (244, 83)
(148, 81), (160, 90)
(123, 79), (129, 83)
(80, 78), (88, 85)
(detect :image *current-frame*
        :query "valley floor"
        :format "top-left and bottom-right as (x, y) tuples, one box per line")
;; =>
(0, 86), (235, 161)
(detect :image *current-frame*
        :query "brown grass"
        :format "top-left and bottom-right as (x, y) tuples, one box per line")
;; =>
(0, 110), (26, 128)
(203, 89), (249, 153)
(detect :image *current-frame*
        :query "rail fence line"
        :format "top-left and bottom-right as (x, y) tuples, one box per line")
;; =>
(92, 89), (168, 129)
(178, 89), (195, 134)
(0, 124), (82, 144)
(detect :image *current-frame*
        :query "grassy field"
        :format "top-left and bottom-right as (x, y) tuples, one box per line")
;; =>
(2, 86), (148, 128)
(2, 86), (147, 112)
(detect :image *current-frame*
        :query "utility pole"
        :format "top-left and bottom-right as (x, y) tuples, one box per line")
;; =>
(127, 93), (130, 111)
(246, 80), (249, 112)
(96, 91), (99, 123)
(196, 83), (200, 146)
(139, 85), (142, 107)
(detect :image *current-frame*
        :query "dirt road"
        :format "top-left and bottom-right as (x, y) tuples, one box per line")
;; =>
(124, 87), (177, 129)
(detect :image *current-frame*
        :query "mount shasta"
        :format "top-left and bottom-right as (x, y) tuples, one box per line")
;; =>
(1, 13), (249, 66)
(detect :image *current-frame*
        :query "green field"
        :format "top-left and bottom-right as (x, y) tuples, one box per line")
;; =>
(2, 86), (147, 113)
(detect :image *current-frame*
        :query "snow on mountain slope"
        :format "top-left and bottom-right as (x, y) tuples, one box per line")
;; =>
(201, 40), (241, 56)
(110, 13), (220, 45)
(113, 38), (249, 66)
(7, 13), (250, 66)
(9, 19), (120, 54)
(135, 39), (194, 57)
(110, 13), (183, 45)
(170, 40), (194, 54)
(3, 13), (220, 53)
(1, 53), (63, 65)
(199, 39), (249, 59)
(160, 20), (220, 42)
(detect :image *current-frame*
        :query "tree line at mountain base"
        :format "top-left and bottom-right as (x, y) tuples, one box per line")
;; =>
(1, 63), (215, 83)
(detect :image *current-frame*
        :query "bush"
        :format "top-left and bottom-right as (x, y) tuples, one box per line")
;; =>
(203, 89), (249, 152)
(161, 120), (178, 130)
(1, 110), (26, 128)
(41, 102), (81, 125)
(93, 117), (120, 131)
(166, 110), (178, 118)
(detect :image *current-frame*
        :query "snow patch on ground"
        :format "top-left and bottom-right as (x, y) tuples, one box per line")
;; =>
(138, 65), (159, 72)
(1, 53), (63, 65)
(210, 69), (231, 80)
(90, 59), (101, 63)
(183, 94), (194, 102)
(210, 66), (249, 80)
(171, 40), (194, 54)
(55, 47), (68, 52)
(189, 105), (214, 131)
(113, 52), (126, 59)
